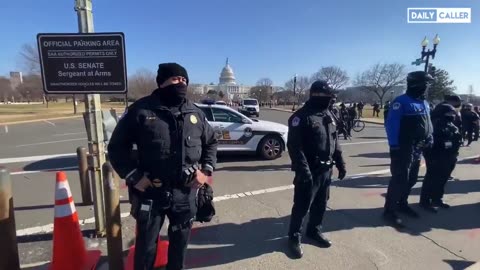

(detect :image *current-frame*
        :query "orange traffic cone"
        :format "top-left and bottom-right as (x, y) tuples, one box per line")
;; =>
(50, 171), (101, 270)
(125, 225), (169, 270)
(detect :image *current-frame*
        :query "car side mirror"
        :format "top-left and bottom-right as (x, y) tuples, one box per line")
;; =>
(241, 118), (250, 124)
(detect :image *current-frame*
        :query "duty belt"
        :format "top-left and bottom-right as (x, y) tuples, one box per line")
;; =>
(319, 160), (335, 166)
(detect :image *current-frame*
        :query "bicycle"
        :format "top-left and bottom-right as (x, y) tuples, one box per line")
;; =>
(352, 118), (365, 132)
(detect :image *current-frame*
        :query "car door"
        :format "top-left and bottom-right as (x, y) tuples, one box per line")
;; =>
(211, 107), (252, 151)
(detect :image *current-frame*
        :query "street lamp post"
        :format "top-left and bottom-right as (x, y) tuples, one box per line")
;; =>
(421, 34), (440, 100)
(291, 74), (297, 111)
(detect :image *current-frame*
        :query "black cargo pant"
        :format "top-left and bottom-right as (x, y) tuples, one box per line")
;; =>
(421, 154), (457, 204)
(384, 145), (421, 212)
(134, 188), (197, 270)
(288, 168), (332, 237)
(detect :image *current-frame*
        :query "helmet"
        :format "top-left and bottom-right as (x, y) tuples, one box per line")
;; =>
(310, 80), (333, 96)
(406, 71), (434, 99)
(407, 71), (434, 87)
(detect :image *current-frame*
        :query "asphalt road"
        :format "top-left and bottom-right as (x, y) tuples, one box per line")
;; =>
(1, 108), (480, 270)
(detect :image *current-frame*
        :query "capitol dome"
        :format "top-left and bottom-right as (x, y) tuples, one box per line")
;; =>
(219, 58), (236, 85)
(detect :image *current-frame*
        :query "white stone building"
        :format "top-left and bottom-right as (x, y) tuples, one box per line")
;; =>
(193, 59), (252, 102)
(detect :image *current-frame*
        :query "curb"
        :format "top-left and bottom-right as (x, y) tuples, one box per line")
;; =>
(266, 108), (385, 126)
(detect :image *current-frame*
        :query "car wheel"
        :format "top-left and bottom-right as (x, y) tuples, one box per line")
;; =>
(258, 135), (283, 160)
(256, 112), (260, 117)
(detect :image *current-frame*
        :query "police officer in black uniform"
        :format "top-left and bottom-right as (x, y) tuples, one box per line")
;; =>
(287, 80), (347, 258)
(431, 94), (462, 181)
(108, 63), (218, 270)
(384, 71), (434, 228)
(420, 104), (462, 212)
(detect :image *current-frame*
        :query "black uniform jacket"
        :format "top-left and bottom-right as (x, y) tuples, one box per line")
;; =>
(108, 90), (218, 188)
(287, 102), (345, 182)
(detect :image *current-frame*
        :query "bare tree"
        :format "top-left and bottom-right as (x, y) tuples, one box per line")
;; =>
(310, 66), (349, 91)
(285, 76), (310, 103)
(256, 78), (273, 87)
(0, 77), (13, 103)
(19, 43), (41, 75)
(15, 74), (43, 103)
(355, 63), (406, 106)
(249, 86), (272, 103)
(128, 68), (157, 100)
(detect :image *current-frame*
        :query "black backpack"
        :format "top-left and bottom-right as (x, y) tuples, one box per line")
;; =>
(195, 183), (216, 223)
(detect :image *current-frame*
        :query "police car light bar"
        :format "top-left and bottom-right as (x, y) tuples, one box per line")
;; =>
(201, 99), (216, 105)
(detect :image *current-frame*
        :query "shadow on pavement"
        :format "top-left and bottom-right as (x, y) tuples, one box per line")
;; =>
(457, 158), (480, 165)
(356, 136), (387, 140)
(186, 216), (293, 269)
(185, 201), (480, 268)
(360, 163), (390, 167)
(323, 202), (480, 235)
(409, 179), (480, 196)
(350, 152), (390, 159)
(17, 229), (97, 243)
(14, 200), (129, 211)
(23, 156), (78, 172)
(333, 176), (391, 189)
(216, 164), (290, 172)
(443, 259), (476, 270)
(19, 152), (272, 172)
(217, 153), (260, 163)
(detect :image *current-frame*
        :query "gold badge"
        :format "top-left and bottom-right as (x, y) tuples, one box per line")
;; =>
(190, 115), (198, 124)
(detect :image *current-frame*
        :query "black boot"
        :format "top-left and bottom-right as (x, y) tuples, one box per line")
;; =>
(383, 210), (405, 229)
(288, 233), (303, 259)
(306, 230), (332, 248)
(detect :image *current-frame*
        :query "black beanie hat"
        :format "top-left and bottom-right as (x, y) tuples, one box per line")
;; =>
(156, 63), (189, 87)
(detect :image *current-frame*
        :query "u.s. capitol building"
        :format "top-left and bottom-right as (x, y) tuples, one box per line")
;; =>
(189, 59), (252, 102)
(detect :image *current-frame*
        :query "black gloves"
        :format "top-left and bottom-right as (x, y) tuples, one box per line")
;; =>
(337, 164), (347, 180)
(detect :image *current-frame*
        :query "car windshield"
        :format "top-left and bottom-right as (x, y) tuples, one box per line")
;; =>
(243, 100), (258, 105)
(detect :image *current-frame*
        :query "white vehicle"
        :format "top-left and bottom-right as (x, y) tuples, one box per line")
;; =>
(238, 98), (260, 117)
(196, 103), (288, 160)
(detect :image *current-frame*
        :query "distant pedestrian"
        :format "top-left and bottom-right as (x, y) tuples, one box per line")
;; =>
(357, 102), (364, 118)
(373, 103), (380, 117)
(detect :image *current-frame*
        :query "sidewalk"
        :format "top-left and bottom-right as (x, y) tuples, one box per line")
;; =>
(23, 155), (480, 270)
(268, 107), (384, 125)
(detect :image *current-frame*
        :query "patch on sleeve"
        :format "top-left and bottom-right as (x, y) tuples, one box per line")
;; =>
(392, 102), (401, 110)
(291, 116), (300, 127)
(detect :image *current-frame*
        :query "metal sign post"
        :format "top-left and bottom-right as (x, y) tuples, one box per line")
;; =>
(75, 0), (105, 236)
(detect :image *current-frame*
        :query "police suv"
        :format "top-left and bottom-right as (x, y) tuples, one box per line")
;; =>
(195, 102), (288, 160)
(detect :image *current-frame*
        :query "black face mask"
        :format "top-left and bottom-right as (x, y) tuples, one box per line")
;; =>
(407, 83), (429, 99)
(309, 97), (332, 111)
(158, 83), (187, 106)
(444, 115), (455, 122)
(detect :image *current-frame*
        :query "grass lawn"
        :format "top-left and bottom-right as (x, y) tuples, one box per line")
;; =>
(0, 102), (127, 123)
